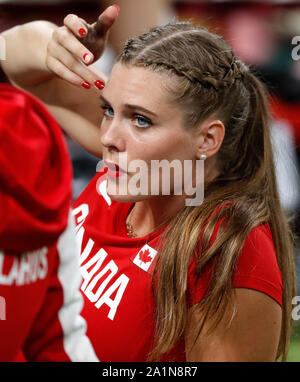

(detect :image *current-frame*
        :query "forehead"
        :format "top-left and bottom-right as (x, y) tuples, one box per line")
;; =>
(103, 63), (176, 111)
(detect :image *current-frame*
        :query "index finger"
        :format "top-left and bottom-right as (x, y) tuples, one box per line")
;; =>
(93, 5), (120, 38)
(64, 13), (88, 38)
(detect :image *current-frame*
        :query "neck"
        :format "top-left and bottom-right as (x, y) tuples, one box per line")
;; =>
(127, 195), (186, 238)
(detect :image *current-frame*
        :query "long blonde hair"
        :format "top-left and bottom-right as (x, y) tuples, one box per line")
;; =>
(118, 22), (296, 361)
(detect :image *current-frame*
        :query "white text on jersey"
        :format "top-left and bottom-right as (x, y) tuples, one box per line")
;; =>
(73, 204), (129, 321)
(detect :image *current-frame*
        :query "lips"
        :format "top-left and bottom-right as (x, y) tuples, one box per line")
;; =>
(103, 160), (127, 176)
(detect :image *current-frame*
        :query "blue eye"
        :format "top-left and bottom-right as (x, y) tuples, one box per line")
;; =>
(101, 105), (153, 129)
(102, 106), (114, 117)
(134, 115), (152, 129)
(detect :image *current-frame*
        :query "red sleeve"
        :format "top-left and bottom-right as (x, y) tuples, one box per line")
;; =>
(22, 245), (71, 362)
(231, 223), (283, 306)
(22, 213), (99, 362)
(187, 222), (283, 307)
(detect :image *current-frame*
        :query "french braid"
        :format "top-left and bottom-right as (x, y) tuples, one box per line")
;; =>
(121, 23), (248, 90)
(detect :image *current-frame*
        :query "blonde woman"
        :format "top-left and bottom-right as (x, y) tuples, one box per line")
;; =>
(1, 6), (296, 362)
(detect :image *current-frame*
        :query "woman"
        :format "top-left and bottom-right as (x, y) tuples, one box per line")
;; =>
(1, 6), (296, 362)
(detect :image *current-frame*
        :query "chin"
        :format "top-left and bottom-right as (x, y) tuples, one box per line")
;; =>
(108, 193), (132, 203)
(106, 177), (152, 203)
(109, 192), (152, 204)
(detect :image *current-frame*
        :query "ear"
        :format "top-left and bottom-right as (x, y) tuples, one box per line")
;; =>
(193, 119), (225, 160)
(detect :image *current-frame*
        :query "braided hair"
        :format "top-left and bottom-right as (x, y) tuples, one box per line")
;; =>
(120, 22), (247, 88)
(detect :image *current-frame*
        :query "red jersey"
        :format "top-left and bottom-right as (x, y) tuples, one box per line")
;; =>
(0, 84), (98, 362)
(0, 213), (99, 362)
(72, 168), (283, 362)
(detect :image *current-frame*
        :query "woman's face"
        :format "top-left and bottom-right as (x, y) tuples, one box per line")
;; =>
(99, 63), (202, 203)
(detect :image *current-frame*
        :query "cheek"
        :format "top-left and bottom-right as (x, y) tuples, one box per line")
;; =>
(127, 129), (192, 167)
(158, 136), (192, 161)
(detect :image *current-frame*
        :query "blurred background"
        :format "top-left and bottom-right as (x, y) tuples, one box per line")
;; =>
(0, 0), (300, 361)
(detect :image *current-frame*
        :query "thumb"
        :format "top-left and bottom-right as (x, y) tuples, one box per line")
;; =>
(93, 5), (120, 38)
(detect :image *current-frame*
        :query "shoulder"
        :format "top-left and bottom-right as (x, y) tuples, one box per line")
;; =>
(232, 222), (283, 306)
(236, 223), (277, 271)
(188, 220), (283, 307)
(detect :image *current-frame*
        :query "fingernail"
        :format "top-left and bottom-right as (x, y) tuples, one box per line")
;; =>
(78, 28), (87, 37)
(113, 4), (120, 12)
(83, 53), (92, 63)
(81, 81), (91, 89)
(94, 80), (105, 90)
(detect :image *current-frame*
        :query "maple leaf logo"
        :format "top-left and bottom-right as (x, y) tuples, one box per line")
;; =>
(139, 249), (152, 263)
(132, 244), (158, 272)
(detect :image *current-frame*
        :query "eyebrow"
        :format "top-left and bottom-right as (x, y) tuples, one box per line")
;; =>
(99, 95), (158, 118)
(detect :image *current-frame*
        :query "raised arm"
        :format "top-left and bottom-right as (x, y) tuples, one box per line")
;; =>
(1, 6), (119, 157)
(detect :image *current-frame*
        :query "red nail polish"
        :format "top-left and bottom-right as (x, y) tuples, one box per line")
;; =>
(83, 53), (92, 64)
(94, 80), (105, 90)
(113, 4), (120, 12)
(81, 81), (91, 89)
(79, 28), (87, 37)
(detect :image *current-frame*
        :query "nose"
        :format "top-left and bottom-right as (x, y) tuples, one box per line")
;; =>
(100, 117), (125, 153)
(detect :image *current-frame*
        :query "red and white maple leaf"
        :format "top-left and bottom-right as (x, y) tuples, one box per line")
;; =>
(139, 249), (152, 263)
